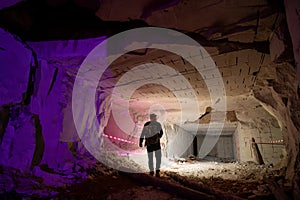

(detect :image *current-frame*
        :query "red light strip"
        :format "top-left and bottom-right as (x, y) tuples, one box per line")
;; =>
(103, 134), (137, 144)
(252, 139), (284, 145)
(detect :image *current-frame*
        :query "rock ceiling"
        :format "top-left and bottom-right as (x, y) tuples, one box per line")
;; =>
(0, 0), (290, 121)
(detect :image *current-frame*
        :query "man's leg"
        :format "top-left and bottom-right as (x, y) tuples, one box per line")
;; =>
(147, 151), (154, 175)
(155, 149), (162, 177)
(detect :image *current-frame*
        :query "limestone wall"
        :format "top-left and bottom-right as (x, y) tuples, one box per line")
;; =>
(0, 29), (107, 193)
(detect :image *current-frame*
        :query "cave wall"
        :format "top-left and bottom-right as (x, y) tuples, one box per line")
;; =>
(284, 0), (300, 86)
(233, 96), (285, 166)
(0, 28), (32, 107)
(252, 61), (299, 184)
(0, 28), (109, 194)
(27, 36), (108, 175)
(0, 28), (35, 171)
(166, 125), (194, 158)
(0, 0), (300, 197)
(254, 6), (300, 184)
(0, 0), (23, 10)
(283, 0), (300, 196)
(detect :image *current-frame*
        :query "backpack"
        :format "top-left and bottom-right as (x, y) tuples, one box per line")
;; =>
(145, 123), (160, 145)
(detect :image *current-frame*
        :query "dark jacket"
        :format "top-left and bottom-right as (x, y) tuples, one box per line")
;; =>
(139, 121), (163, 152)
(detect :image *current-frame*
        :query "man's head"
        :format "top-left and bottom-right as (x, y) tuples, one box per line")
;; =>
(150, 113), (157, 121)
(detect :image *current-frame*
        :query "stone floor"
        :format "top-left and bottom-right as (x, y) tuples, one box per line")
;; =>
(0, 159), (292, 199)
(165, 159), (290, 199)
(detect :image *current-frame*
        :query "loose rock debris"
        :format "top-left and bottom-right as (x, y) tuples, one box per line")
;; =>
(164, 160), (292, 199)
(1, 159), (292, 199)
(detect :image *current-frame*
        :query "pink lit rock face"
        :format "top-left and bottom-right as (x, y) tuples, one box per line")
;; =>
(0, 27), (107, 195)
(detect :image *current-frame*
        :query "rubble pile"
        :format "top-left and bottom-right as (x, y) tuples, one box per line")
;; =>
(166, 160), (291, 199)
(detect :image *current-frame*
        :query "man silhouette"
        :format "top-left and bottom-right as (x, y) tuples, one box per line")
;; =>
(139, 113), (163, 177)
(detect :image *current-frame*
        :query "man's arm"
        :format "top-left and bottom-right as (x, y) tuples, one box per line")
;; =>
(139, 125), (146, 147)
(159, 123), (163, 138)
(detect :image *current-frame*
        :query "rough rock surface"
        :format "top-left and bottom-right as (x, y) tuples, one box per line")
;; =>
(0, 0), (299, 198)
(0, 28), (32, 107)
(166, 160), (289, 199)
(0, 28), (104, 196)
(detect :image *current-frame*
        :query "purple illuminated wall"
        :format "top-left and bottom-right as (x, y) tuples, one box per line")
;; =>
(0, 27), (107, 194)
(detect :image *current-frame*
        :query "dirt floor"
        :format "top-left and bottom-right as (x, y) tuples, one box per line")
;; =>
(0, 159), (293, 199)
(55, 159), (292, 200)
(165, 158), (293, 199)
(57, 173), (186, 200)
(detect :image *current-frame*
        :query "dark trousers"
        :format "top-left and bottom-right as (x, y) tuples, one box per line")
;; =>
(147, 149), (162, 172)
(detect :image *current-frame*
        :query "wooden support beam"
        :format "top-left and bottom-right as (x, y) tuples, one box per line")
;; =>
(251, 138), (264, 165)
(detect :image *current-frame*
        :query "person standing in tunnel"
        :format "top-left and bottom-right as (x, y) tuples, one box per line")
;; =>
(139, 113), (163, 177)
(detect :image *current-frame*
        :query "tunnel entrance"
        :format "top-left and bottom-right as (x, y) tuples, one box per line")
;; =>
(199, 134), (235, 162)
(166, 123), (238, 162)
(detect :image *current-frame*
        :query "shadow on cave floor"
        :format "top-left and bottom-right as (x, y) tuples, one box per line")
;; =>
(56, 160), (293, 200)
(0, 160), (293, 200)
(55, 171), (187, 200)
(53, 160), (292, 200)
